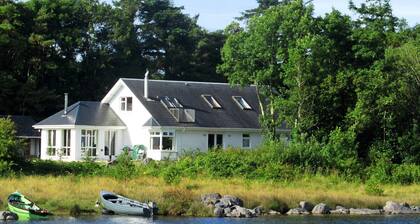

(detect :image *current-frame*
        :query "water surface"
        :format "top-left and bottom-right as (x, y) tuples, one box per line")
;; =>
(8, 215), (420, 224)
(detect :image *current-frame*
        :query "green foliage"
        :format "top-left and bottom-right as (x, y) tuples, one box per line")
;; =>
(110, 150), (136, 180)
(365, 178), (384, 196)
(0, 118), (23, 175)
(162, 165), (181, 185)
(391, 164), (420, 184)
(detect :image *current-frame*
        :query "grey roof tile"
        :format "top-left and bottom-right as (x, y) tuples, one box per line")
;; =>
(0, 115), (40, 137)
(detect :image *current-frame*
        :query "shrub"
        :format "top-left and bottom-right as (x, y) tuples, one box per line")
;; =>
(365, 178), (384, 196)
(162, 165), (181, 185)
(0, 117), (23, 175)
(391, 163), (420, 184)
(110, 151), (137, 180)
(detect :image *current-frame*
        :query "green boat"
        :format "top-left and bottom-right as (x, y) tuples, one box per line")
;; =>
(7, 192), (51, 220)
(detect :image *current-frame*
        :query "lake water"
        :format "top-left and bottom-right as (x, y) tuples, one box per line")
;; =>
(7, 215), (420, 224)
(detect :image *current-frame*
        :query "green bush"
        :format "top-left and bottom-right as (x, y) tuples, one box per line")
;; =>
(0, 117), (23, 175)
(365, 178), (384, 196)
(110, 151), (137, 180)
(391, 164), (420, 184)
(162, 165), (181, 185)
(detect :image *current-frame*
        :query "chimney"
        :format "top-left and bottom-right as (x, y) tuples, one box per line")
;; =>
(144, 70), (149, 99)
(64, 93), (68, 116)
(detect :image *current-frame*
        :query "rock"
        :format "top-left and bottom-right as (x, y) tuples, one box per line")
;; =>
(299, 201), (314, 212)
(214, 207), (224, 217)
(214, 201), (228, 209)
(253, 206), (264, 216)
(412, 206), (420, 212)
(349, 208), (383, 215)
(400, 202), (410, 208)
(268, 210), (282, 215)
(1, 211), (18, 221)
(230, 205), (253, 218)
(384, 201), (415, 214)
(286, 208), (310, 215)
(201, 193), (221, 206)
(224, 207), (232, 217)
(220, 195), (243, 207)
(330, 206), (350, 214)
(312, 203), (331, 214)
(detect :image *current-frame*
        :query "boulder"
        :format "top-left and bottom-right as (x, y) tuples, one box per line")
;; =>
(220, 195), (243, 207)
(253, 206), (264, 216)
(214, 207), (224, 217)
(268, 210), (282, 215)
(383, 201), (415, 214)
(224, 207), (232, 217)
(230, 205), (253, 218)
(286, 208), (310, 215)
(312, 203), (331, 214)
(1, 211), (18, 221)
(201, 193), (221, 206)
(214, 201), (228, 209)
(412, 206), (420, 212)
(299, 201), (314, 212)
(349, 208), (383, 215)
(330, 206), (350, 214)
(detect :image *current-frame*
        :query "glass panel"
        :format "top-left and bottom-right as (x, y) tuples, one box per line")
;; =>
(233, 96), (252, 110)
(127, 97), (132, 111)
(208, 134), (215, 149)
(152, 137), (160, 150)
(111, 131), (115, 155)
(216, 134), (223, 148)
(202, 95), (222, 109)
(104, 131), (109, 156)
(121, 97), (126, 110)
(162, 137), (173, 150)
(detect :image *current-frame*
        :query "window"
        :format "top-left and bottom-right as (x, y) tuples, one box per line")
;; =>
(208, 134), (223, 149)
(81, 130), (97, 156)
(242, 134), (251, 148)
(47, 130), (56, 156)
(233, 96), (252, 110)
(202, 95), (222, 109)
(62, 129), (71, 156)
(161, 96), (183, 108)
(121, 97), (132, 111)
(150, 131), (174, 150)
(104, 130), (116, 156)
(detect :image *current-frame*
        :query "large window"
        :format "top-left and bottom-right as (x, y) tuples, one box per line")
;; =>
(233, 96), (252, 110)
(202, 95), (222, 109)
(208, 134), (223, 149)
(81, 130), (97, 156)
(47, 130), (56, 156)
(121, 97), (132, 111)
(104, 130), (116, 156)
(62, 129), (71, 156)
(242, 134), (251, 148)
(150, 131), (174, 150)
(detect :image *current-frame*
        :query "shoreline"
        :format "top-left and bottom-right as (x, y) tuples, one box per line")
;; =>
(1, 175), (419, 217)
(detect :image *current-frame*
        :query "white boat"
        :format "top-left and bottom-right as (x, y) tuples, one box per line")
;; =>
(99, 190), (156, 217)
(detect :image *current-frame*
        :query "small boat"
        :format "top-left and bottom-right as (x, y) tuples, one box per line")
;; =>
(7, 192), (51, 220)
(99, 190), (156, 217)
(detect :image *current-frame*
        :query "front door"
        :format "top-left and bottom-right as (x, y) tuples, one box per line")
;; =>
(104, 130), (116, 157)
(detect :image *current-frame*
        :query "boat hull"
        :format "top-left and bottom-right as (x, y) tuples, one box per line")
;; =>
(100, 191), (151, 216)
(8, 204), (49, 220)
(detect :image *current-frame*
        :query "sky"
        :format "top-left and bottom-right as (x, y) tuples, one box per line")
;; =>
(171, 0), (420, 30)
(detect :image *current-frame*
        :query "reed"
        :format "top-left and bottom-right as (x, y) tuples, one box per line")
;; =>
(0, 175), (419, 216)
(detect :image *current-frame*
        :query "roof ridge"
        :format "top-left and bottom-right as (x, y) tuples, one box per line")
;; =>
(121, 78), (239, 86)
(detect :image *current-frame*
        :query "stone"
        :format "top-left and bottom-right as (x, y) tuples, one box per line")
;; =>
(214, 207), (224, 217)
(214, 201), (228, 209)
(312, 203), (331, 214)
(230, 205), (253, 218)
(268, 210), (282, 215)
(224, 207), (232, 217)
(299, 201), (314, 212)
(201, 193), (222, 206)
(253, 206), (264, 216)
(1, 211), (18, 221)
(349, 208), (383, 215)
(384, 201), (415, 214)
(220, 195), (244, 207)
(400, 202), (410, 208)
(286, 208), (310, 215)
(330, 206), (350, 214)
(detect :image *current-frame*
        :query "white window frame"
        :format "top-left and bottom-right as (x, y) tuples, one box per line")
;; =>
(47, 130), (56, 156)
(208, 133), (223, 149)
(81, 129), (98, 157)
(202, 94), (222, 109)
(62, 129), (71, 157)
(150, 131), (175, 151)
(233, 96), (252, 110)
(104, 130), (116, 156)
(121, 97), (132, 111)
(242, 133), (251, 148)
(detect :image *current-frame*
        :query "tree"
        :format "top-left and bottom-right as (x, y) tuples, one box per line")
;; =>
(0, 117), (23, 175)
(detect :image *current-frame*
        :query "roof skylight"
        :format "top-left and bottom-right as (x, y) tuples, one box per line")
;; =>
(232, 96), (252, 110)
(202, 95), (222, 109)
(161, 96), (183, 108)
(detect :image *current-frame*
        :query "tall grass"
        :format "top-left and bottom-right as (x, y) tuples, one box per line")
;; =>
(0, 175), (419, 216)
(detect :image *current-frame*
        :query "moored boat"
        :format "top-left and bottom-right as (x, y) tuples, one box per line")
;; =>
(7, 192), (51, 220)
(99, 190), (156, 217)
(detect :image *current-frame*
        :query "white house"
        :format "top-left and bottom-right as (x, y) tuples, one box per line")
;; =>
(33, 76), (288, 161)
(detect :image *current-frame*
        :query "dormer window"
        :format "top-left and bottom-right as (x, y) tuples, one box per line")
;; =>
(161, 96), (183, 108)
(202, 95), (222, 109)
(121, 97), (132, 111)
(232, 96), (252, 110)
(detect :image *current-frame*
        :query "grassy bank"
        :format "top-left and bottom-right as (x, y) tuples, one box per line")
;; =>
(0, 175), (419, 216)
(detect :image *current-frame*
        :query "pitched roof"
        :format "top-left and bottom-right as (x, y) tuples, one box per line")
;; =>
(121, 79), (261, 129)
(34, 101), (125, 127)
(0, 115), (40, 137)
